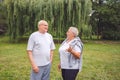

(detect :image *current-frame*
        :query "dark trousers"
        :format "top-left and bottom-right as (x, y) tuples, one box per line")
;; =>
(61, 69), (79, 80)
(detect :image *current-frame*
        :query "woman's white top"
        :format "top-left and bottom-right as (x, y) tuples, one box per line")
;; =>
(59, 37), (83, 70)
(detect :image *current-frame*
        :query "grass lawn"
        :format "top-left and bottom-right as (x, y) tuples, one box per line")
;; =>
(0, 37), (120, 80)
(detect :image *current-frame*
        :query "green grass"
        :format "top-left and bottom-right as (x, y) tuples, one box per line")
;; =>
(0, 37), (120, 80)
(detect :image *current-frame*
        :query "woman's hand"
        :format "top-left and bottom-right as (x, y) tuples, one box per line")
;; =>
(67, 46), (73, 52)
(67, 45), (80, 59)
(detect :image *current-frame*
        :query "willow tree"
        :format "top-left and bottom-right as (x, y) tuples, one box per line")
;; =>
(4, 0), (92, 42)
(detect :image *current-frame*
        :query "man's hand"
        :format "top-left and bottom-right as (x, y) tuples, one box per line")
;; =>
(32, 65), (39, 73)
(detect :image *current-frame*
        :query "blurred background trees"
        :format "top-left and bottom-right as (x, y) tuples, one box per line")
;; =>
(0, 0), (120, 42)
(1, 0), (92, 42)
(90, 0), (120, 40)
(0, 0), (7, 35)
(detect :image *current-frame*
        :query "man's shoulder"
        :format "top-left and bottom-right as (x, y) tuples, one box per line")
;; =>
(30, 31), (38, 36)
(29, 31), (38, 38)
(46, 33), (52, 37)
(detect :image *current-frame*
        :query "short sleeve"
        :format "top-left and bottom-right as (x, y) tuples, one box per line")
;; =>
(74, 42), (82, 53)
(50, 35), (55, 50)
(27, 34), (34, 51)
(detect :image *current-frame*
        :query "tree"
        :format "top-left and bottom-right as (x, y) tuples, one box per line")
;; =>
(0, 0), (7, 35)
(90, 0), (120, 40)
(3, 0), (92, 42)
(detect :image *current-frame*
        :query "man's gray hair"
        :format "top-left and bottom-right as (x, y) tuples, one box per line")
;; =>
(38, 20), (47, 27)
(69, 27), (79, 37)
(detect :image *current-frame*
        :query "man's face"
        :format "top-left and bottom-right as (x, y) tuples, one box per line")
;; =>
(39, 22), (48, 33)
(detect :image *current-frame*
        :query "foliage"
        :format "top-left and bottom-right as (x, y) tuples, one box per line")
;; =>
(0, 0), (7, 35)
(82, 24), (92, 39)
(90, 0), (120, 40)
(3, 0), (92, 42)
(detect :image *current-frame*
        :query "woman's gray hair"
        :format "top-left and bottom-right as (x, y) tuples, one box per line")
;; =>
(69, 27), (79, 37)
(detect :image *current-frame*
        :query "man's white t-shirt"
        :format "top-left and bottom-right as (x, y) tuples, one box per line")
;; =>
(27, 31), (55, 66)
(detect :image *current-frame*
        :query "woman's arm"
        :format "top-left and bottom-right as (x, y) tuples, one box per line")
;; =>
(67, 46), (80, 59)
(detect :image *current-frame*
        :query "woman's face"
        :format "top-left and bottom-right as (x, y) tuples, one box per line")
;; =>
(66, 29), (74, 39)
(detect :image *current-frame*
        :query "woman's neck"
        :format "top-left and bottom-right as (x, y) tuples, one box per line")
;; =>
(67, 37), (75, 42)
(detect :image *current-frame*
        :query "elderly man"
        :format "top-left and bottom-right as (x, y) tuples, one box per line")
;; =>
(27, 20), (55, 80)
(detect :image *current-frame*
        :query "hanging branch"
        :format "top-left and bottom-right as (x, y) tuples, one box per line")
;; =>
(4, 0), (92, 42)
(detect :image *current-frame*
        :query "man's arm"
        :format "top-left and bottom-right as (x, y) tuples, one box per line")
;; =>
(27, 50), (39, 73)
(50, 50), (54, 62)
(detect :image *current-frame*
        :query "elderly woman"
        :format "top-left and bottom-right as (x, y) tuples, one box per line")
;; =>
(58, 27), (83, 80)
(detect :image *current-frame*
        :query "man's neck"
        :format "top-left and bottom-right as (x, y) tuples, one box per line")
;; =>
(39, 30), (45, 34)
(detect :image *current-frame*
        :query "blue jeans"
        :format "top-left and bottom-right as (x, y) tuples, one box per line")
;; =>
(30, 63), (51, 80)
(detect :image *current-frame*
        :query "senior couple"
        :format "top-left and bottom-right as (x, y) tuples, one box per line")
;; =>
(27, 20), (83, 80)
